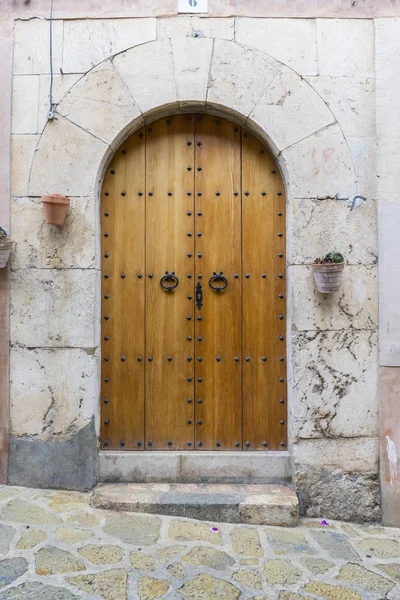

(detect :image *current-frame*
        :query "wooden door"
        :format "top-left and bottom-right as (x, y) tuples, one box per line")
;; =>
(101, 114), (287, 451)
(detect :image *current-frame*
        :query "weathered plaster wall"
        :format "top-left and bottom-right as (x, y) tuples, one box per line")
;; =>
(7, 14), (380, 519)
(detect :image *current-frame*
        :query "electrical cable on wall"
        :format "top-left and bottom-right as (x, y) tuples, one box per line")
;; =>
(47, 0), (55, 120)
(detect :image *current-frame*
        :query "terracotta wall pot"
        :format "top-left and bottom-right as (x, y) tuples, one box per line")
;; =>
(0, 239), (13, 268)
(41, 194), (70, 225)
(312, 262), (345, 293)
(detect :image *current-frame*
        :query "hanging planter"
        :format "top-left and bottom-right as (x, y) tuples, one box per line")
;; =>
(0, 227), (13, 268)
(41, 194), (70, 225)
(312, 252), (345, 293)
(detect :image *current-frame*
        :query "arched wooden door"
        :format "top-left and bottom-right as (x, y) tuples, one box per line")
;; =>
(100, 114), (287, 452)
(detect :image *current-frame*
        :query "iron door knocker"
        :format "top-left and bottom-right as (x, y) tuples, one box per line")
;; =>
(208, 271), (228, 292)
(160, 271), (179, 291)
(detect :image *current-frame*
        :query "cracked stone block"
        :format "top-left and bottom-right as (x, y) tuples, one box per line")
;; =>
(169, 520), (222, 544)
(156, 545), (186, 563)
(236, 18), (317, 76)
(182, 546), (235, 569)
(11, 196), (95, 270)
(231, 527), (263, 557)
(233, 569), (262, 590)
(292, 330), (378, 439)
(358, 537), (400, 558)
(167, 563), (186, 578)
(10, 270), (98, 348)
(282, 123), (356, 198)
(63, 18), (157, 73)
(265, 529), (315, 556)
(0, 582), (78, 599)
(67, 570), (127, 600)
(172, 37), (213, 102)
(11, 134), (40, 197)
(337, 563), (394, 594)
(17, 529), (46, 550)
(250, 66), (334, 153)
(263, 560), (301, 585)
(36, 546), (86, 575)
(157, 16), (234, 40)
(131, 552), (155, 571)
(55, 527), (93, 544)
(79, 545), (124, 565)
(0, 524), (15, 556)
(179, 574), (240, 599)
(58, 61), (142, 146)
(10, 347), (97, 440)
(13, 19), (63, 75)
(104, 514), (161, 545)
(300, 557), (334, 574)
(12, 75), (40, 134)
(138, 576), (170, 600)
(304, 580), (361, 599)
(207, 39), (279, 119)
(311, 531), (360, 561)
(317, 19), (374, 77)
(0, 557), (28, 587)
(0, 499), (61, 525)
(378, 563), (400, 582)
(29, 115), (107, 197)
(113, 40), (176, 114)
(288, 198), (377, 266)
(291, 265), (378, 332)
(38, 74), (81, 133)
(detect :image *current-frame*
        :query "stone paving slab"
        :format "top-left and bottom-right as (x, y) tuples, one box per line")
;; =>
(91, 484), (299, 527)
(0, 484), (399, 600)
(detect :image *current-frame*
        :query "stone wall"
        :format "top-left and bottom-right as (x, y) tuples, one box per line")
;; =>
(8, 15), (380, 518)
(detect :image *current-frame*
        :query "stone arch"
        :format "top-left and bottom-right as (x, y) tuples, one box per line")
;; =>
(28, 38), (356, 201)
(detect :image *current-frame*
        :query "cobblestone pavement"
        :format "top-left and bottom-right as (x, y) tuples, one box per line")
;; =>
(0, 486), (400, 600)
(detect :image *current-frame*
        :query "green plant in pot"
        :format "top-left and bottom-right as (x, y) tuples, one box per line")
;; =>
(312, 251), (345, 293)
(0, 227), (13, 269)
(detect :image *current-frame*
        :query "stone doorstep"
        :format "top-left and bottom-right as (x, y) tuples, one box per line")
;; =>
(91, 483), (299, 527)
(98, 450), (291, 484)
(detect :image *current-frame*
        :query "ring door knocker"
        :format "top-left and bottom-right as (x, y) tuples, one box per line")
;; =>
(208, 271), (228, 292)
(160, 271), (179, 291)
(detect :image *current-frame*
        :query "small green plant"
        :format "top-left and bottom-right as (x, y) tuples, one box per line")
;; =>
(313, 252), (344, 265)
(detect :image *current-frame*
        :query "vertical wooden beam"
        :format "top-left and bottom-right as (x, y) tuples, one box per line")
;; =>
(0, 17), (13, 484)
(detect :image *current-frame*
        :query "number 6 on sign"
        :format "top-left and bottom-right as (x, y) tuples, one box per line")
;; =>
(178, 0), (208, 13)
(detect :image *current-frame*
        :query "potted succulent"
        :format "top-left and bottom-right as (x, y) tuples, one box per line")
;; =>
(312, 252), (345, 293)
(0, 227), (13, 268)
(41, 193), (70, 225)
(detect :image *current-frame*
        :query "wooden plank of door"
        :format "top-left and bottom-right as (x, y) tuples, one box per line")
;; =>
(101, 128), (146, 450)
(145, 115), (195, 450)
(242, 132), (287, 450)
(194, 115), (242, 450)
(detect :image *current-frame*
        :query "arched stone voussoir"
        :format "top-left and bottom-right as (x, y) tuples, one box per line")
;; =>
(281, 123), (357, 199)
(57, 60), (142, 147)
(29, 115), (108, 197)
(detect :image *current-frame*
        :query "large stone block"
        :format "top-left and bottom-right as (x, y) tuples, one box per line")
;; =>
(306, 76), (375, 139)
(113, 40), (176, 115)
(172, 37), (213, 103)
(316, 19), (374, 77)
(62, 18), (157, 73)
(10, 347), (97, 440)
(207, 39), (279, 119)
(288, 197), (377, 266)
(291, 264), (378, 331)
(10, 269), (98, 348)
(282, 123), (356, 198)
(11, 197), (95, 269)
(235, 18), (317, 76)
(157, 16), (234, 40)
(57, 61), (142, 146)
(250, 67), (334, 153)
(11, 134), (40, 197)
(12, 75), (39, 134)
(291, 330), (378, 439)
(29, 116), (107, 197)
(13, 19), (63, 75)
(293, 437), (378, 473)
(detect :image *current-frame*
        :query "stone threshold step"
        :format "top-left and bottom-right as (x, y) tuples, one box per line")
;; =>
(91, 483), (299, 527)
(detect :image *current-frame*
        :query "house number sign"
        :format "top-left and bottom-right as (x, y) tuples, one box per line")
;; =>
(178, 0), (208, 13)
